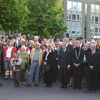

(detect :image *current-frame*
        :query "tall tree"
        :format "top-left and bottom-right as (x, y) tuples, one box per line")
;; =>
(0, 0), (29, 31)
(24, 0), (67, 38)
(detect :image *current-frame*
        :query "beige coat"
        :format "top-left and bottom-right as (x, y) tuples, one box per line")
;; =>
(30, 48), (43, 67)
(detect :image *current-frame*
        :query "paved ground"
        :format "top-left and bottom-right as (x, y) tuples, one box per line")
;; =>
(0, 78), (100, 100)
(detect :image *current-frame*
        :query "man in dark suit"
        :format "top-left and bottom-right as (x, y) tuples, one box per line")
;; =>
(71, 40), (84, 90)
(58, 42), (71, 89)
(87, 44), (100, 91)
(63, 37), (73, 51)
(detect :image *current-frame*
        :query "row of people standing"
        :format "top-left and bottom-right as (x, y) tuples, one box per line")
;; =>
(58, 39), (100, 91)
(0, 35), (100, 91)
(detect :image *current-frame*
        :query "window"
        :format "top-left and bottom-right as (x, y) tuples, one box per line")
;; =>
(95, 16), (98, 24)
(67, 26), (71, 34)
(95, 28), (98, 32)
(72, 14), (76, 20)
(67, 14), (71, 22)
(91, 5), (95, 13)
(77, 2), (82, 11)
(71, 26), (76, 34)
(67, 1), (72, 10)
(76, 27), (81, 34)
(96, 5), (99, 13)
(69, 14), (71, 19)
(67, 1), (82, 11)
(85, 4), (87, 15)
(72, 2), (77, 11)
(91, 16), (94, 21)
(77, 15), (81, 21)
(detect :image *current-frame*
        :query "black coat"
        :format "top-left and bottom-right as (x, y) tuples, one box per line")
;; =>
(87, 51), (100, 71)
(58, 49), (71, 68)
(71, 47), (84, 65)
(67, 44), (73, 51)
(0, 46), (4, 63)
(43, 50), (54, 84)
(43, 50), (54, 67)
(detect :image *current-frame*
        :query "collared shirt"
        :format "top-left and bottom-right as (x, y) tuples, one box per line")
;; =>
(45, 50), (51, 60)
(80, 43), (82, 48)
(6, 47), (13, 58)
(63, 48), (66, 52)
(91, 50), (96, 54)
(34, 50), (39, 61)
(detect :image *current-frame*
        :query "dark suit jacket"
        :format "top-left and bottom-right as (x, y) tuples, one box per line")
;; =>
(87, 51), (100, 70)
(71, 47), (84, 65)
(54, 49), (58, 61)
(67, 44), (73, 51)
(0, 46), (4, 63)
(58, 49), (71, 68)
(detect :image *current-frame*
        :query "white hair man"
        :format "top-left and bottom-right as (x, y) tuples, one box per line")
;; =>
(87, 43), (100, 91)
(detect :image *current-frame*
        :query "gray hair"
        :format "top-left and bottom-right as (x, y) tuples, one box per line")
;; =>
(90, 44), (96, 47)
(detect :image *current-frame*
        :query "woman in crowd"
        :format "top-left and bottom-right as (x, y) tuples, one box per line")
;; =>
(43, 44), (54, 87)
(18, 46), (29, 85)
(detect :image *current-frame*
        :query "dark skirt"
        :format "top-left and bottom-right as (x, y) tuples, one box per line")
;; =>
(44, 66), (53, 84)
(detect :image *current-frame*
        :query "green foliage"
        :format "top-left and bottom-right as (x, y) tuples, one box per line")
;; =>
(0, 24), (4, 31)
(24, 0), (68, 38)
(0, 0), (29, 31)
(0, 0), (68, 38)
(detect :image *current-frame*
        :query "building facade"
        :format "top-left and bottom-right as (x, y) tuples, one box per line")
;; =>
(63, 0), (100, 38)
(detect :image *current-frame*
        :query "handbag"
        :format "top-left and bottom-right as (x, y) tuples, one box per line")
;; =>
(44, 64), (51, 71)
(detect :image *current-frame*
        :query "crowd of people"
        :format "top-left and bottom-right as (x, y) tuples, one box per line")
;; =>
(0, 34), (100, 92)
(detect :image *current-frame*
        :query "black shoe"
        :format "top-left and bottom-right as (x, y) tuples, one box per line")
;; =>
(10, 78), (13, 80)
(16, 85), (20, 87)
(64, 86), (67, 89)
(25, 84), (31, 87)
(60, 85), (64, 88)
(44, 84), (49, 87)
(53, 81), (57, 83)
(88, 88), (93, 91)
(78, 88), (82, 90)
(0, 83), (3, 86)
(93, 88), (97, 91)
(86, 88), (94, 93)
(14, 85), (17, 87)
(48, 84), (52, 87)
(69, 84), (72, 87)
(5, 78), (8, 80)
(73, 87), (77, 89)
(34, 84), (39, 87)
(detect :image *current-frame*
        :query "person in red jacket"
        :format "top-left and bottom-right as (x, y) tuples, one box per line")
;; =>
(4, 41), (16, 80)
(18, 41), (30, 54)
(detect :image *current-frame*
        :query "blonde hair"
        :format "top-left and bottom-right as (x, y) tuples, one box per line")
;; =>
(35, 42), (40, 47)
(47, 44), (54, 51)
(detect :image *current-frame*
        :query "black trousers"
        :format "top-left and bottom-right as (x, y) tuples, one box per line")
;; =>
(20, 69), (26, 82)
(53, 62), (58, 81)
(73, 66), (82, 89)
(60, 68), (69, 87)
(0, 61), (5, 76)
(88, 69), (98, 90)
(13, 71), (20, 85)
